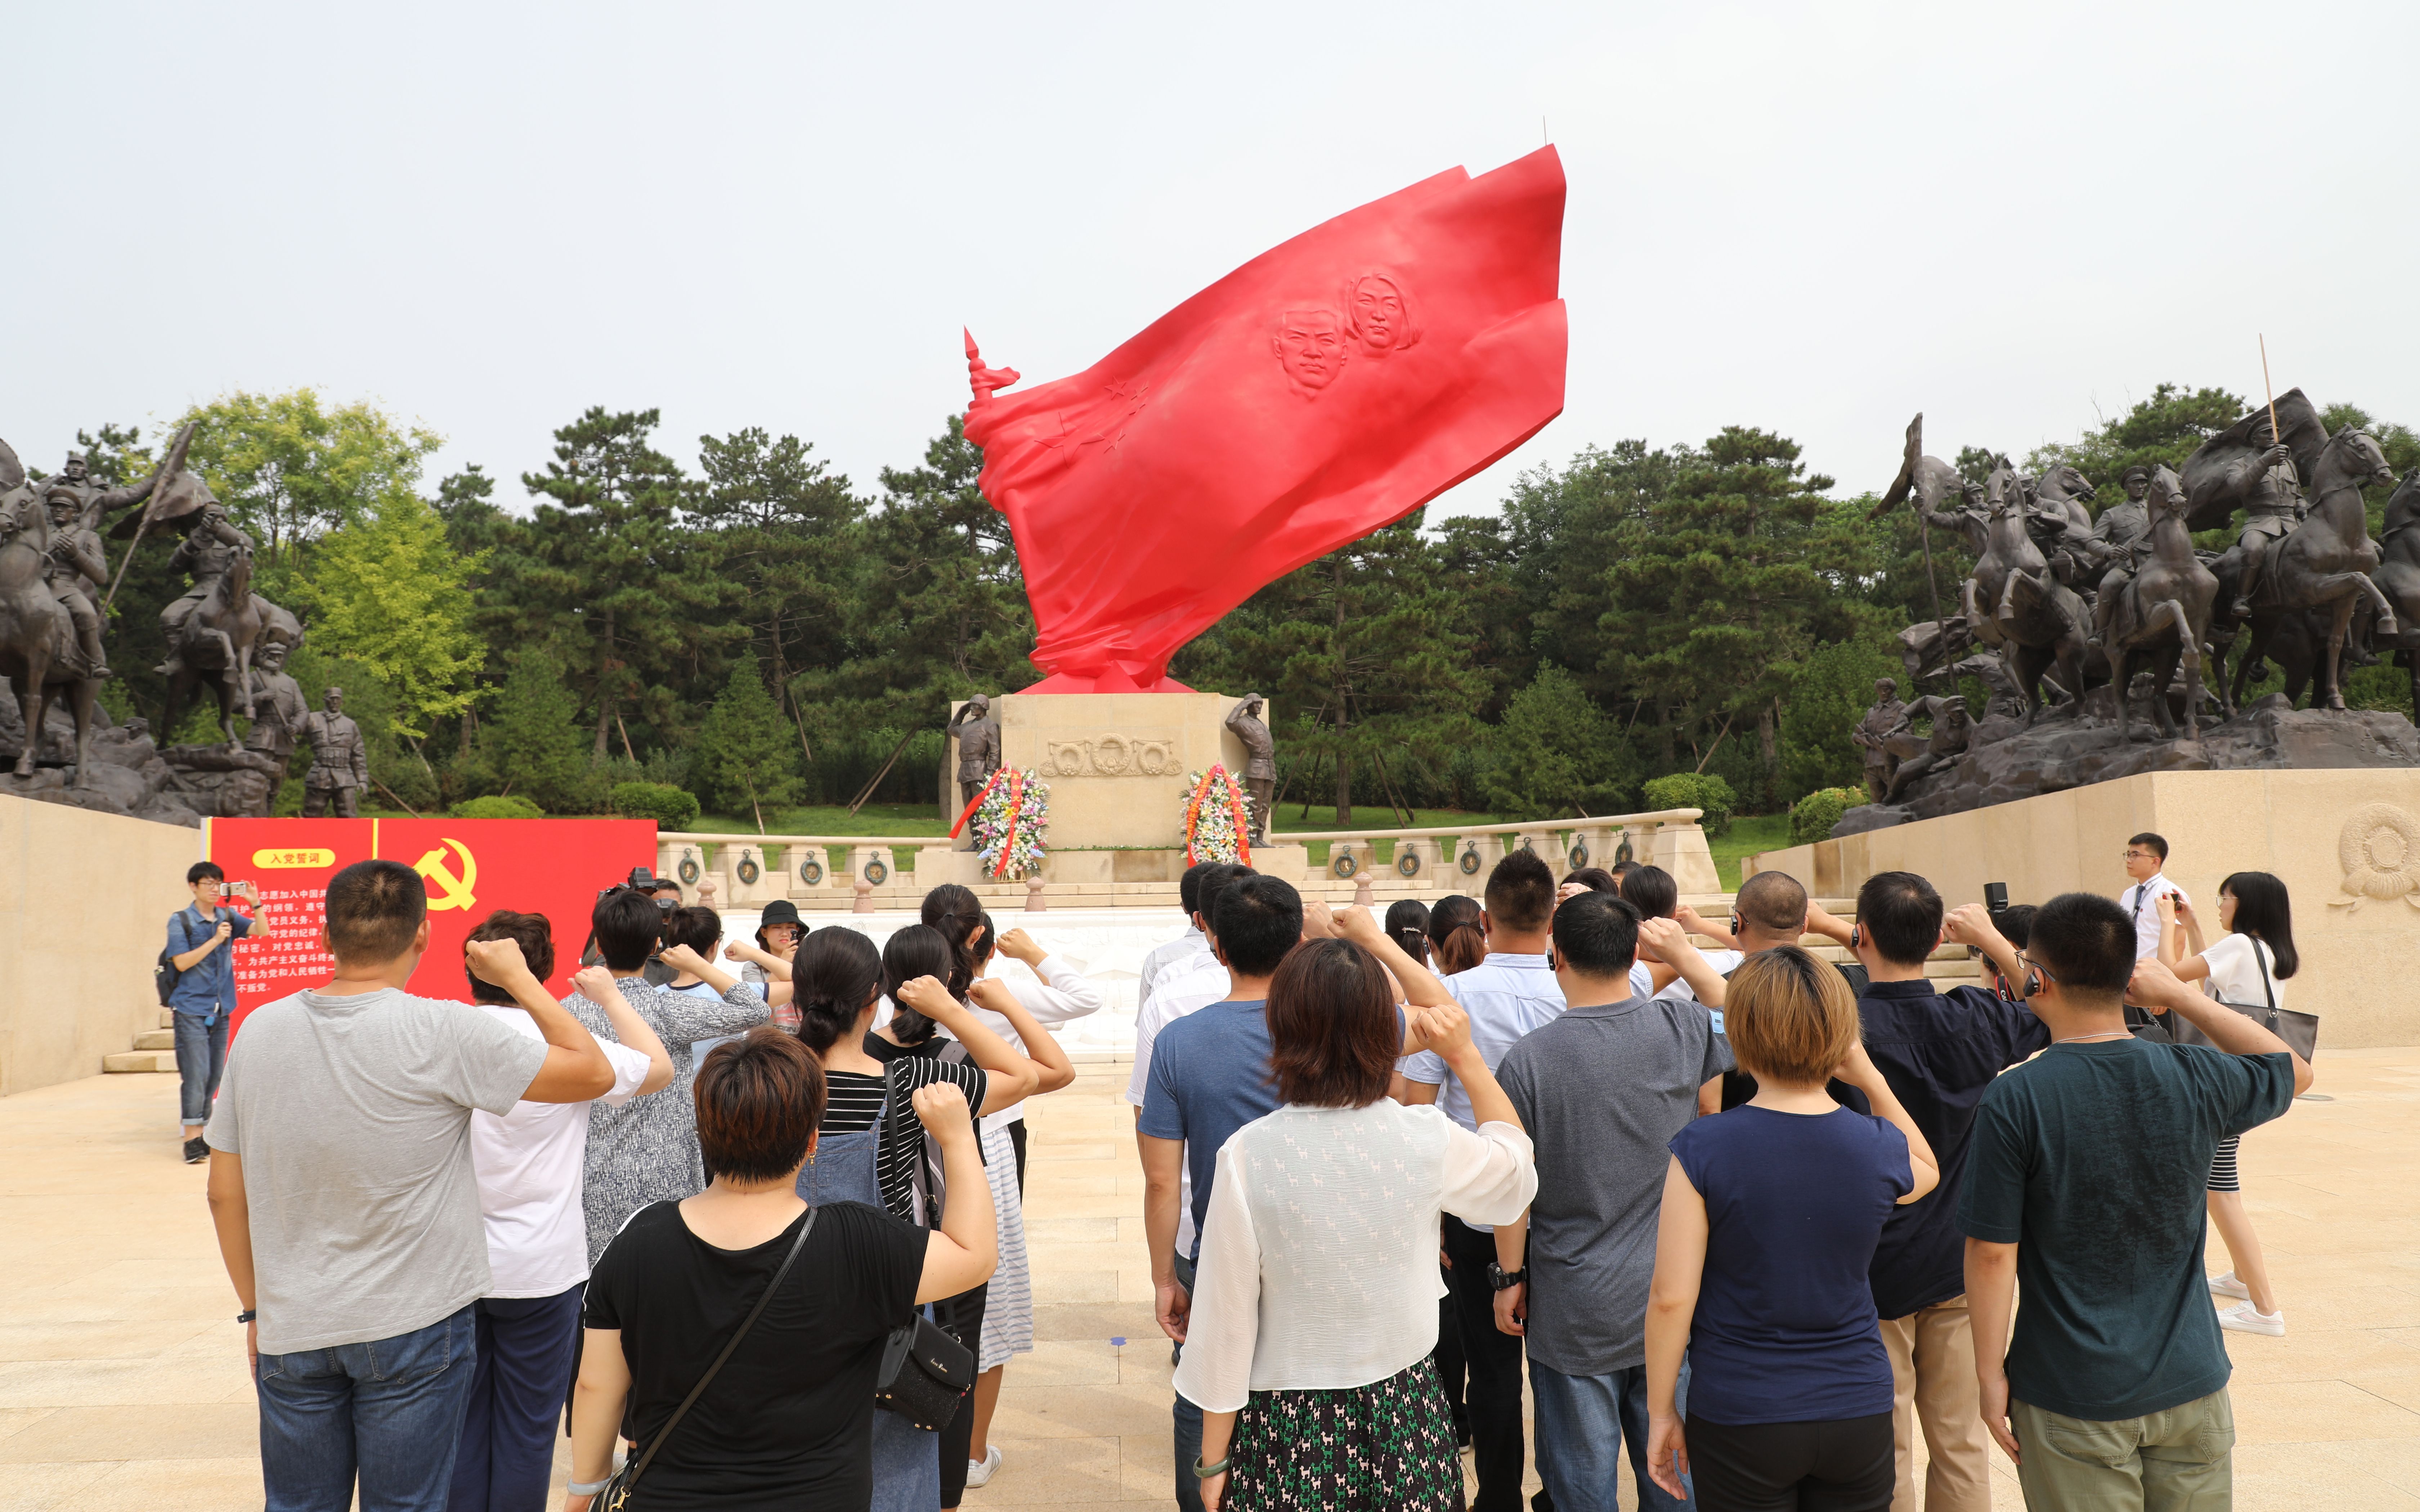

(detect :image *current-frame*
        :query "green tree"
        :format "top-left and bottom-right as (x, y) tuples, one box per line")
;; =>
(1478, 665), (1634, 820)
(694, 652), (802, 832)
(1776, 633), (1902, 800)
(294, 489), (488, 751)
(484, 651), (595, 813)
(2020, 383), (2245, 498)
(167, 389), (443, 577)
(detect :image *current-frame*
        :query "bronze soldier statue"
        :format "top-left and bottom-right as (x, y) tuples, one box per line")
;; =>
(244, 636), (312, 787)
(39, 483), (111, 678)
(301, 687), (368, 817)
(946, 694), (1001, 810)
(1224, 693), (1277, 845)
(2202, 441), (2303, 619)
(156, 504), (256, 679)
(2085, 465), (2159, 651)
(40, 448), (163, 532)
(1849, 678), (1909, 804)
(1882, 695), (1973, 804)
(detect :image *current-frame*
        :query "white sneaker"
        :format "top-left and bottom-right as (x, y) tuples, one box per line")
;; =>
(966, 1445), (1003, 1488)
(2209, 1271), (2251, 1300)
(2217, 1302), (2285, 1336)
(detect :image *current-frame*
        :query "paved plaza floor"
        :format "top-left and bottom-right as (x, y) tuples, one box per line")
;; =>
(5, 1053), (2418, 1509)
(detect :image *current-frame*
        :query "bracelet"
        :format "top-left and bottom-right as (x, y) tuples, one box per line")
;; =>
(566, 1477), (613, 1497)
(1193, 1455), (1230, 1480)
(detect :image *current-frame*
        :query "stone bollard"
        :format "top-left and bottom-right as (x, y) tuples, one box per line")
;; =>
(852, 872), (874, 913)
(1024, 876), (1048, 912)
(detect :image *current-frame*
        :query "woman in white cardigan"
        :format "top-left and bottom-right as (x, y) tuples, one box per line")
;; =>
(1174, 916), (1536, 1512)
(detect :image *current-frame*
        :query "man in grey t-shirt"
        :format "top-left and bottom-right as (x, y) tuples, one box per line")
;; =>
(206, 860), (615, 1512)
(1492, 891), (1732, 1512)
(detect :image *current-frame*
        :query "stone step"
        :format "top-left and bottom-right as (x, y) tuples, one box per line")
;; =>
(160, 1008), (175, 1029)
(104, 1050), (178, 1074)
(134, 1029), (175, 1051)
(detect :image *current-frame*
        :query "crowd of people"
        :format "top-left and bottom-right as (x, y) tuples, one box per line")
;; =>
(185, 824), (2314, 1512)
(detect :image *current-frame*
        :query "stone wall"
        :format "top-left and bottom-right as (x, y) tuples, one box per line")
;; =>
(0, 794), (202, 1096)
(1748, 769), (2420, 1047)
(955, 692), (1258, 851)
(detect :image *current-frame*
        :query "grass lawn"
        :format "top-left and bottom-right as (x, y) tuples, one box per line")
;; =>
(689, 802), (952, 837)
(1710, 813), (1793, 890)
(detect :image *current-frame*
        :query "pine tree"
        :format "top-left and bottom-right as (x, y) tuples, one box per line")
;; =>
(695, 652), (801, 832)
(1480, 665), (1634, 820)
(488, 652), (593, 813)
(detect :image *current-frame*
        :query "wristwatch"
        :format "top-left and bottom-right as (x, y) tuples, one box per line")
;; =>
(1486, 1262), (1526, 1291)
(237, 1310), (256, 1324)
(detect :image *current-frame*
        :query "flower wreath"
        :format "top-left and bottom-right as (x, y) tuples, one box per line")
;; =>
(950, 766), (1051, 880)
(1182, 764), (1254, 867)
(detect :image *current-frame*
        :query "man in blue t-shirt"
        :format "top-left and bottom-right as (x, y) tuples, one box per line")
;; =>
(1962, 892), (2307, 1510)
(1842, 871), (2046, 1512)
(165, 861), (268, 1164)
(1138, 872), (1305, 1512)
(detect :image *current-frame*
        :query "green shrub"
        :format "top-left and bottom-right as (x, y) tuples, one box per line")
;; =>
(449, 794), (544, 819)
(1790, 786), (1863, 845)
(1641, 772), (1736, 837)
(611, 781), (702, 831)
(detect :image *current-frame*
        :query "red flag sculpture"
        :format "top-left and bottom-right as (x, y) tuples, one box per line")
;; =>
(964, 147), (1568, 693)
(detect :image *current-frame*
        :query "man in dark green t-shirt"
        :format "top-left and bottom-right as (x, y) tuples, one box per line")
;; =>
(1959, 891), (2308, 1509)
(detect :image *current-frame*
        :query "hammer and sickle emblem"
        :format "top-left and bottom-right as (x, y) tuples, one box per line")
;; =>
(414, 837), (479, 912)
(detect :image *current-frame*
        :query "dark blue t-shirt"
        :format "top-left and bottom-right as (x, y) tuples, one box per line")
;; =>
(1669, 1105), (1912, 1425)
(1961, 1038), (2294, 1421)
(1857, 980), (2051, 1320)
(1137, 999), (1276, 1263)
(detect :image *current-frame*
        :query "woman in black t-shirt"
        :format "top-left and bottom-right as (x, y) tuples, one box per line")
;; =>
(565, 1029), (998, 1512)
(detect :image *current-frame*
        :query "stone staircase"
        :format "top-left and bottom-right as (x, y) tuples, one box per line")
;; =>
(104, 1008), (179, 1074)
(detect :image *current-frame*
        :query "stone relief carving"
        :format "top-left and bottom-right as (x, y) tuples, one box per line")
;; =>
(1272, 308), (1351, 396)
(1041, 733), (1186, 779)
(1345, 273), (1420, 355)
(2330, 801), (2420, 912)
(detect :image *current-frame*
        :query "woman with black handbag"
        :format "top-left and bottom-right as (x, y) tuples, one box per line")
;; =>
(564, 1029), (996, 1512)
(2158, 872), (2304, 1337)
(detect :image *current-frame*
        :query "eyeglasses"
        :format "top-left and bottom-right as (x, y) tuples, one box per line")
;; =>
(2122, 850), (2157, 862)
(2018, 953), (2058, 986)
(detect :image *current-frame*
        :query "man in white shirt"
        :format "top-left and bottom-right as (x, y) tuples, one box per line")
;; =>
(455, 911), (673, 1512)
(1138, 863), (1218, 1004)
(2119, 832), (2188, 962)
(1399, 847), (1564, 1512)
(1126, 865), (1254, 1282)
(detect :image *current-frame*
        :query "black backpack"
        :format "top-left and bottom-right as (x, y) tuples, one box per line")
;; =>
(155, 910), (199, 1007)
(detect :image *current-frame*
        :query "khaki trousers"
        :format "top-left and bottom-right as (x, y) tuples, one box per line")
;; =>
(1880, 1295), (1991, 1512)
(2008, 1390), (2233, 1509)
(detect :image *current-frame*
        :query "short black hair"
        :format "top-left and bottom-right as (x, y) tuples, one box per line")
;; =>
(2129, 832), (2169, 863)
(325, 859), (427, 965)
(186, 861), (225, 885)
(1551, 892), (1641, 980)
(1193, 862), (1252, 933)
(1735, 870), (1808, 935)
(1213, 873), (1303, 979)
(646, 877), (684, 896)
(1484, 848), (1557, 932)
(1178, 862), (1211, 918)
(1856, 870), (1942, 968)
(2027, 891), (2135, 998)
(662, 905), (722, 955)
(591, 887), (666, 972)
(1623, 864), (1678, 921)
(1994, 903), (2037, 952)
(1562, 867), (1618, 895)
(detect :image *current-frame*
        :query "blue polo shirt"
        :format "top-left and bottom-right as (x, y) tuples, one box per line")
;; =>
(1137, 998), (1276, 1263)
(166, 905), (252, 1022)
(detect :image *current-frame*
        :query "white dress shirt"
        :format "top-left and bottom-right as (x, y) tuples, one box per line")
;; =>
(961, 953), (1103, 1134)
(1172, 1102), (1536, 1410)
(1399, 952), (1565, 1131)
(1139, 923), (1210, 1007)
(2120, 874), (2189, 962)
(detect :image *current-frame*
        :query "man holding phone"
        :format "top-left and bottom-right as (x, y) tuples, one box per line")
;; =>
(166, 862), (270, 1164)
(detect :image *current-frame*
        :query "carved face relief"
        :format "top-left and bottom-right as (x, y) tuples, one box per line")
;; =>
(1273, 309), (1350, 395)
(1348, 276), (1410, 354)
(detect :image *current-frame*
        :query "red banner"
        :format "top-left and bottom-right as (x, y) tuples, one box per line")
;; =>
(207, 818), (658, 1038)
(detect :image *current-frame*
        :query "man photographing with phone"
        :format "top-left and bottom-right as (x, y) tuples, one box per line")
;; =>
(165, 862), (272, 1165)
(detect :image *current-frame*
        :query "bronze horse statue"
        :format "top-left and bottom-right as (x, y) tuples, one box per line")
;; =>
(2374, 470), (2420, 719)
(2103, 465), (2222, 743)
(160, 510), (270, 749)
(0, 438), (104, 783)
(1970, 456), (2091, 722)
(2229, 425), (2400, 710)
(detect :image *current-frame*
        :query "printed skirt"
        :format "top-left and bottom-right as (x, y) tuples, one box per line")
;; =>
(1223, 1356), (1462, 1512)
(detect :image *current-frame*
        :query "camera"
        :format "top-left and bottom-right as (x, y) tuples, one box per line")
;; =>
(598, 865), (671, 905)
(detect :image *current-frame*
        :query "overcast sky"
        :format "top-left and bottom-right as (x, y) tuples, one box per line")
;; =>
(8, 1), (2415, 520)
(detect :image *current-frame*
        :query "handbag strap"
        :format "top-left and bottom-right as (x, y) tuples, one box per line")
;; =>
(2251, 938), (2276, 1014)
(624, 1206), (819, 1488)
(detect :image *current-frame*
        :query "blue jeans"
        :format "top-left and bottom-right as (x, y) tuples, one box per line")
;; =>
(175, 1010), (228, 1126)
(446, 1288), (583, 1512)
(1530, 1357), (1694, 1512)
(256, 1304), (478, 1512)
(1172, 1252), (1205, 1512)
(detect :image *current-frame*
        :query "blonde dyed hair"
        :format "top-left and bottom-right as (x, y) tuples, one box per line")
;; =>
(1725, 946), (1861, 1087)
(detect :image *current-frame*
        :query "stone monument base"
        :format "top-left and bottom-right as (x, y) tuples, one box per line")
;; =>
(950, 690), (1259, 852)
(1838, 696), (2420, 837)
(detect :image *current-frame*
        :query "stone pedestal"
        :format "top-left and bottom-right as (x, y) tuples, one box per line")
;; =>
(954, 692), (1261, 852)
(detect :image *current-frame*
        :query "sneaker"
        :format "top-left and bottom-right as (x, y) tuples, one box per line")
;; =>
(2217, 1302), (2285, 1336)
(965, 1445), (1003, 1488)
(183, 1137), (208, 1165)
(2208, 1271), (2251, 1300)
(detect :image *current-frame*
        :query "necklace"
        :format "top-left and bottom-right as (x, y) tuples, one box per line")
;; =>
(2053, 1030), (2132, 1046)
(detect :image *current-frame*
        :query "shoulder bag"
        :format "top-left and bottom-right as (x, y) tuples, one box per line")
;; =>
(874, 1050), (979, 1431)
(2172, 939), (2318, 1063)
(596, 1207), (818, 1512)
(156, 910), (196, 1008)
